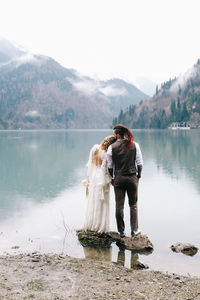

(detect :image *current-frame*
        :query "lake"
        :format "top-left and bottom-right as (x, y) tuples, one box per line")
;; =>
(0, 129), (199, 276)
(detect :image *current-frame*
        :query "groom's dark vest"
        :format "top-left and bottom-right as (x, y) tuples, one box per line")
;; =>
(112, 140), (137, 176)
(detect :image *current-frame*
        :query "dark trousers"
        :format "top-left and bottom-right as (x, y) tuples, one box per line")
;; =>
(114, 174), (138, 233)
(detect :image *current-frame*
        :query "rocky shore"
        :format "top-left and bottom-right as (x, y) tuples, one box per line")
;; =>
(0, 253), (200, 300)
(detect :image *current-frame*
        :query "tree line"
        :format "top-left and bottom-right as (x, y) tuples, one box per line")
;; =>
(113, 94), (200, 129)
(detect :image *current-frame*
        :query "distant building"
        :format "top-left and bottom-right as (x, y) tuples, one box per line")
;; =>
(168, 122), (191, 130)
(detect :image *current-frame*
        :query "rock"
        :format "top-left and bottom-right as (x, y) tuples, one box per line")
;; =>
(11, 246), (20, 249)
(134, 291), (146, 299)
(32, 259), (40, 262)
(77, 230), (154, 253)
(170, 243), (198, 256)
(77, 230), (113, 248)
(110, 232), (154, 252)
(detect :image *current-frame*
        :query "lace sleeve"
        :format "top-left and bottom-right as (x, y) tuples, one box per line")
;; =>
(99, 149), (112, 185)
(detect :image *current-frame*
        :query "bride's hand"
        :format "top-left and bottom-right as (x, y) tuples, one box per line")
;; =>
(82, 179), (89, 187)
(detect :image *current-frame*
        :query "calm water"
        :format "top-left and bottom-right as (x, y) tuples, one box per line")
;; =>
(0, 129), (199, 276)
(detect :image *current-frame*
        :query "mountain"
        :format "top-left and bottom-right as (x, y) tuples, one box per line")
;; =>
(134, 76), (157, 97)
(0, 38), (25, 64)
(0, 39), (148, 129)
(113, 59), (200, 129)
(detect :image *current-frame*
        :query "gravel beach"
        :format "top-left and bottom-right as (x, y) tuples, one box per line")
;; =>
(0, 253), (199, 300)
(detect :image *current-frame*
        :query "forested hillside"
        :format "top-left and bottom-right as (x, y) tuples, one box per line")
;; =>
(113, 59), (200, 129)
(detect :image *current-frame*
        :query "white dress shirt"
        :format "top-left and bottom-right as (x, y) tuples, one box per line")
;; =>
(107, 140), (143, 169)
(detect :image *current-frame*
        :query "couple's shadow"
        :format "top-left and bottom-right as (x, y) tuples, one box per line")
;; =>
(83, 245), (151, 269)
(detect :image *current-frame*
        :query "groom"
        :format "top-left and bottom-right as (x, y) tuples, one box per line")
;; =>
(107, 124), (143, 237)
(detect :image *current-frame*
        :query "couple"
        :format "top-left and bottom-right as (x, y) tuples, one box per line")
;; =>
(83, 124), (143, 238)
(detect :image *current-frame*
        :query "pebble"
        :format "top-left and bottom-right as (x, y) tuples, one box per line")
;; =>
(135, 291), (146, 299)
(32, 259), (40, 262)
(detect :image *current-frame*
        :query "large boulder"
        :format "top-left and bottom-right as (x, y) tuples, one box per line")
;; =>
(170, 242), (198, 256)
(77, 230), (154, 253)
(112, 233), (154, 253)
(77, 230), (113, 248)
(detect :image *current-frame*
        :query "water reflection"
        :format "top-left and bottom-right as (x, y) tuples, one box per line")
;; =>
(0, 131), (87, 200)
(0, 130), (113, 217)
(117, 250), (148, 270)
(134, 129), (200, 191)
(83, 246), (112, 261)
(0, 185), (87, 255)
(82, 245), (149, 270)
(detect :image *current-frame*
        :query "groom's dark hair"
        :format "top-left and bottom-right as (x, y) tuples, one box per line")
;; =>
(113, 124), (134, 151)
(114, 127), (125, 137)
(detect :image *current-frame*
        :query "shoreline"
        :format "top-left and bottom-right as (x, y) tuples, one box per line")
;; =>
(0, 253), (199, 299)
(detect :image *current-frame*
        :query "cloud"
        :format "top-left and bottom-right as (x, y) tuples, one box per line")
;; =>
(0, 52), (48, 68)
(69, 77), (100, 95)
(69, 75), (127, 97)
(99, 85), (127, 97)
(14, 53), (47, 67)
(170, 66), (196, 93)
(25, 110), (40, 117)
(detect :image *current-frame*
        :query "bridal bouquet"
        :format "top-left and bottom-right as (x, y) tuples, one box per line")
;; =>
(82, 179), (89, 196)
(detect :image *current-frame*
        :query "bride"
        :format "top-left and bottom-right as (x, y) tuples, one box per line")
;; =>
(83, 135), (116, 233)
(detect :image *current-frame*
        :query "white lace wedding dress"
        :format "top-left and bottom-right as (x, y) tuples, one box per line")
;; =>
(83, 144), (111, 232)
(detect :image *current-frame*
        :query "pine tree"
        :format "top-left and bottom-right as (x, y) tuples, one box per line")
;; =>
(156, 85), (159, 95)
(176, 98), (181, 122)
(170, 100), (176, 121)
(181, 102), (189, 121)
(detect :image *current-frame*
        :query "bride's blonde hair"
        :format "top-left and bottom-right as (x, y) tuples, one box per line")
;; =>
(100, 135), (116, 151)
(92, 135), (116, 167)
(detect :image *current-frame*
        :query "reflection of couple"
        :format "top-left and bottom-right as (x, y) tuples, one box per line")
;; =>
(83, 124), (143, 237)
(83, 246), (145, 270)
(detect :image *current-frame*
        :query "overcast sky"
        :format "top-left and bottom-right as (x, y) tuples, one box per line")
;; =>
(1, 0), (200, 86)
